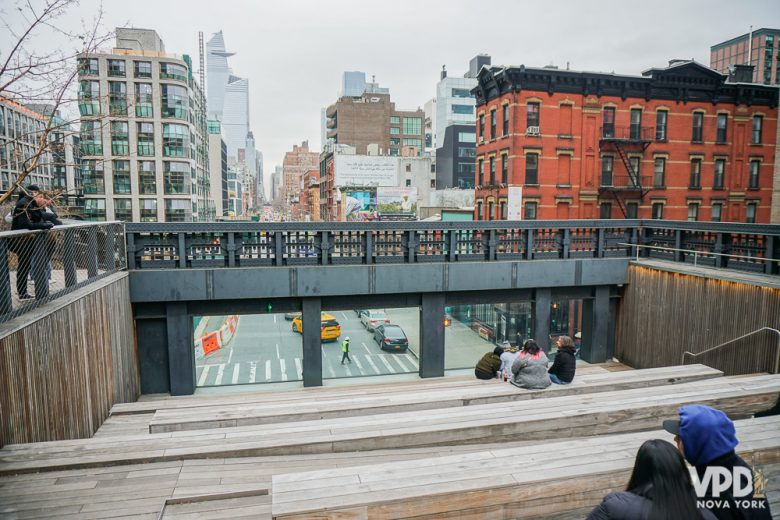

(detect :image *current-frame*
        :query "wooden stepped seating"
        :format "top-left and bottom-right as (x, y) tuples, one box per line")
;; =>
(271, 415), (780, 519)
(111, 364), (613, 416)
(148, 364), (723, 433)
(1, 373), (777, 476)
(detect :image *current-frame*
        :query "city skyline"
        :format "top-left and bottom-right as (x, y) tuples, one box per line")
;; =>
(3, 0), (779, 202)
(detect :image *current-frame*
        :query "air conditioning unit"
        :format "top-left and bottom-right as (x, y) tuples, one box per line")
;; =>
(525, 126), (540, 136)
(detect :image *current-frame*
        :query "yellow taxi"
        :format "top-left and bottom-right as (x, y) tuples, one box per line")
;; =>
(292, 312), (341, 342)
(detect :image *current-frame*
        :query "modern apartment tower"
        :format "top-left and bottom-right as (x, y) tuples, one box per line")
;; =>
(0, 98), (54, 195)
(76, 28), (212, 222)
(711, 28), (780, 85)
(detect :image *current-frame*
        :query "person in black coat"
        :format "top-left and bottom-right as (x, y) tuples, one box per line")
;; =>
(10, 185), (55, 299)
(548, 335), (576, 384)
(587, 439), (717, 520)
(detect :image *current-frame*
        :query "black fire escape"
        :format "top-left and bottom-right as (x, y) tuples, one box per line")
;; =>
(598, 124), (654, 217)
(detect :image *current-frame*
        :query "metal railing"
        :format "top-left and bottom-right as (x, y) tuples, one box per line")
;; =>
(682, 327), (780, 375)
(123, 220), (780, 274)
(0, 221), (126, 324)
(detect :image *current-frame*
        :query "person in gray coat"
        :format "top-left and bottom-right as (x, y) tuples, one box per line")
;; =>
(510, 339), (551, 390)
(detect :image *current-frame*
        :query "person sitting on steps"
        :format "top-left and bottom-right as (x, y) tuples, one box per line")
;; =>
(548, 335), (576, 385)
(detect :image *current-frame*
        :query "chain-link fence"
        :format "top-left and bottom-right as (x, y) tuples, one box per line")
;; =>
(0, 221), (126, 324)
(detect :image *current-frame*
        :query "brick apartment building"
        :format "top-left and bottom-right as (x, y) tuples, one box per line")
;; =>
(280, 140), (318, 212)
(473, 60), (778, 222)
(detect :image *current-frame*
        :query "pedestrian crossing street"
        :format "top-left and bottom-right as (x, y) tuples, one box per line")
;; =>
(196, 351), (420, 387)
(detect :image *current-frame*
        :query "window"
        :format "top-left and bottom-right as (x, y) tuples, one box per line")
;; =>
(687, 203), (699, 221)
(752, 116), (763, 144)
(490, 109), (496, 139)
(405, 179), (411, 187)
(457, 147), (475, 158)
(630, 109), (642, 139)
(458, 132), (476, 143)
(489, 157), (495, 184)
(712, 203), (723, 222)
(503, 104), (509, 136)
(389, 137), (400, 145)
(80, 121), (102, 155)
(716, 114), (728, 143)
(600, 203), (612, 219)
(402, 117), (422, 135)
(629, 157), (641, 185)
(525, 154), (538, 185)
(501, 154), (508, 184)
(602, 107), (615, 138)
(84, 199), (106, 221)
(402, 138), (422, 151)
(160, 62), (187, 82)
(452, 104), (473, 115)
(390, 127), (400, 135)
(78, 58), (99, 75)
(749, 160), (760, 189)
(626, 202), (639, 219)
(135, 83), (153, 118)
(524, 202), (537, 220)
(107, 59), (126, 77)
(487, 201), (494, 221)
(165, 199), (191, 222)
(476, 201), (483, 220)
(137, 123), (155, 156)
(451, 88), (471, 98)
(134, 61), (152, 78)
(746, 203), (757, 224)
(389, 116), (400, 124)
(161, 84), (188, 119)
(140, 199), (157, 222)
(692, 112), (703, 142)
(114, 199), (132, 221)
(162, 123), (189, 157)
(138, 161), (156, 194)
(78, 80), (100, 115)
(500, 201), (507, 220)
(713, 159), (725, 189)
(110, 121), (129, 156)
(106, 82), (126, 116)
(478, 158), (484, 185)
(81, 160), (105, 194)
(478, 115), (484, 139)
(689, 159), (702, 188)
(164, 161), (190, 194)
(653, 158), (665, 187)
(600, 156), (613, 186)
(112, 160), (131, 194)
(526, 102), (540, 129)
(651, 202), (664, 220)
(656, 110), (668, 141)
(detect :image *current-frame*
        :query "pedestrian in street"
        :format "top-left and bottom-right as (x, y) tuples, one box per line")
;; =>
(341, 336), (351, 364)
(10, 185), (56, 300)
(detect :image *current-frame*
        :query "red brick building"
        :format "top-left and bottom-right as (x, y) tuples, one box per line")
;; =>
(473, 60), (778, 222)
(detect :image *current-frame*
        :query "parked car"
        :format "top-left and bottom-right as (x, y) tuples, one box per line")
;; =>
(284, 312), (301, 321)
(292, 312), (341, 342)
(373, 324), (409, 352)
(361, 310), (390, 331)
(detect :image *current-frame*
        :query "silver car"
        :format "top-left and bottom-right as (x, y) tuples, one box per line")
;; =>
(361, 310), (390, 331)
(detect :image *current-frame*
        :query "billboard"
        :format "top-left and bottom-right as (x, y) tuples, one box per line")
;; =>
(507, 186), (523, 220)
(334, 155), (398, 187)
(342, 189), (377, 221)
(377, 187), (418, 215)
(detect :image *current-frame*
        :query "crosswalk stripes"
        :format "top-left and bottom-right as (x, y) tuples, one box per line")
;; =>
(376, 354), (395, 373)
(231, 364), (240, 384)
(249, 361), (257, 383)
(265, 360), (271, 381)
(197, 364), (211, 386)
(280, 359), (288, 381)
(214, 364), (226, 385)
(363, 354), (381, 374)
(352, 356), (364, 373)
(294, 358), (302, 379)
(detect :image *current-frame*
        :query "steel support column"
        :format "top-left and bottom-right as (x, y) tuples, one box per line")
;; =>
(419, 293), (445, 378)
(302, 297), (323, 387)
(166, 302), (195, 395)
(581, 286), (610, 363)
(533, 288), (552, 353)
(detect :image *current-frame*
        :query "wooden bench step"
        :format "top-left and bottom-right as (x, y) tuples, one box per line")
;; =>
(1, 374), (777, 476)
(270, 416), (780, 519)
(148, 364), (723, 433)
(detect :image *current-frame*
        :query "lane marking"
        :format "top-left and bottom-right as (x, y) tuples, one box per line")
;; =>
(273, 315), (277, 323)
(394, 355), (412, 372)
(362, 342), (372, 355)
(404, 353), (419, 369)
(364, 354), (381, 374)
(341, 311), (348, 320)
(295, 358), (302, 379)
(249, 361), (257, 383)
(327, 360), (336, 378)
(227, 346), (234, 365)
(344, 364), (353, 376)
(231, 363), (240, 384)
(353, 355), (365, 375)
(265, 359), (271, 381)
(280, 359), (288, 381)
(377, 355), (396, 373)
(214, 364), (226, 385)
(197, 365), (210, 386)
(276, 343), (280, 359)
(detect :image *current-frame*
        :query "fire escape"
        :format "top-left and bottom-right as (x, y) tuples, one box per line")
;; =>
(598, 124), (654, 217)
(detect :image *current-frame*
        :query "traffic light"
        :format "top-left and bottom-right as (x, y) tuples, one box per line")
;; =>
(443, 317), (451, 327)
(267, 303), (272, 313)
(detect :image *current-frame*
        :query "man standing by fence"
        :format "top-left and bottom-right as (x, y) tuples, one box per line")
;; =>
(10, 185), (55, 300)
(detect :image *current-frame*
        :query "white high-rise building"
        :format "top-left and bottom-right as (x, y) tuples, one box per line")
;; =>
(205, 31), (233, 122)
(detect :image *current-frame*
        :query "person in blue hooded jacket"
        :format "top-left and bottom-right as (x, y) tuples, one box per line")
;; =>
(663, 405), (772, 520)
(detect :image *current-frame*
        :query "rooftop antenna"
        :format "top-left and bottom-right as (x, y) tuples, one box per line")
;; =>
(747, 25), (754, 67)
(198, 31), (205, 91)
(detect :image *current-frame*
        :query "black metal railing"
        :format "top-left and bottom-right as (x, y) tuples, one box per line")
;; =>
(600, 126), (655, 142)
(124, 221), (780, 276)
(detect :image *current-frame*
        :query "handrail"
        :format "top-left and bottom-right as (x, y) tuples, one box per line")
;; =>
(682, 327), (780, 374)
(619, 243), (780, 266)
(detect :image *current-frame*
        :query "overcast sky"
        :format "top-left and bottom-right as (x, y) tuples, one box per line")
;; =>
(6, 0), (780, 199)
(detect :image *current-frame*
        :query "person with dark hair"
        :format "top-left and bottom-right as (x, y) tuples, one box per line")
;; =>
(510, 339), (551, 390)
(548, 335), (576, 385)
(587, 439), (717, 519)
(663, 405), (772, 519)
(474, 346), (504, 380)
(10, 185), (55, 300)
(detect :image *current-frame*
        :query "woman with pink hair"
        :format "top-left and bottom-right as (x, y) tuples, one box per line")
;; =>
(510, 339), (551, 390)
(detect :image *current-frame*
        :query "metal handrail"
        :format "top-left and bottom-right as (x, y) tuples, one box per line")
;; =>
(682, 327), (780, 374)
(619, 243), (780, 267)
